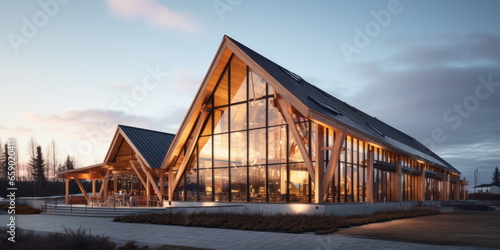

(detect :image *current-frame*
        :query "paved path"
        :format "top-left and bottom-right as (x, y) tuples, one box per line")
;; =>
(0, 214), (489, 250)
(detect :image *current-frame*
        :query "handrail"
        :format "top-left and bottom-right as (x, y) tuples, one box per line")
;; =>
(43, 196), (66, 211)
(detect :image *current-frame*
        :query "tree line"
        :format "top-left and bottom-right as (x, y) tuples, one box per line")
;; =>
(0, 137), (86, 197)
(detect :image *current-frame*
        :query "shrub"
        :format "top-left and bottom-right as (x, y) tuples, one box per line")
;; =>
(468, 192), (500, 200)
(0, 204), (41, 214)
(114, 209), (439, 235)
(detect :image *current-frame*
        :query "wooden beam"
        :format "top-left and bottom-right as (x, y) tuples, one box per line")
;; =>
(366, 150), (374, 203)
(321, 130), (346, 202)
(170, 109), (209, 199)
(130, 160), (149, 193)
(92, 179), (96, 196)
(314, 123), (325, 204)
(74, 179), (90, 202)
(276, 97), (315, 181)
(65, 179), (70, 205)
(138, 157), (163, 205)
(99, 169), (110, 198)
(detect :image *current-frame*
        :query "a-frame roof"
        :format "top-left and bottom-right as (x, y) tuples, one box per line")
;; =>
(162, 35), (459, 174)
(106, 125), (175, 169)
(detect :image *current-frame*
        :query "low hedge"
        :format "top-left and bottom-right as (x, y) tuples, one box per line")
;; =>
(114, 209), (439, 234)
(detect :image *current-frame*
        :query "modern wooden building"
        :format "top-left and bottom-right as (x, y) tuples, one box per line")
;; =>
(59, 36), (466, 208)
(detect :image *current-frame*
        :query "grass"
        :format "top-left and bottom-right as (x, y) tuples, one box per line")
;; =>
(113, 209), (440, 234)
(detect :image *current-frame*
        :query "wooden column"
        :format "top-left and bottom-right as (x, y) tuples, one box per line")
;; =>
(314, 124), (325, 204)
(168, 170), (174, 201)
(113, 179), (118, 194)
(159, 171), (165, 199)
(320, 130), (346, 202)
(418, 167), (426, 201)
(65, 178), (70, 205)
(394, 160), (403, 202)
(366, 150), (374, 203)
(92, 179), (96, 196)
(442, 173), (449, 201)
(454, 179), (460, 200)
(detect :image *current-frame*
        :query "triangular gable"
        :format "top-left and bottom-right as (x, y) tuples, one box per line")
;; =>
(104, 125), (174, 169)
(162, 35), (457, 174)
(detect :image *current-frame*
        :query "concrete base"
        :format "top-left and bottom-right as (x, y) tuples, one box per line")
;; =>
(166, 201), (421, 217)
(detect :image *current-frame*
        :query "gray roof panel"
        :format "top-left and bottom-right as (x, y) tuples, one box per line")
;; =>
(226, 36), (459, 174)
(119, 125), (175, 169)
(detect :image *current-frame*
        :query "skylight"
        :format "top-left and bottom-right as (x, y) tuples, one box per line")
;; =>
(366, 122), (385, 137)
(308, 96), (342, 116)
(280, 67), (303, 82)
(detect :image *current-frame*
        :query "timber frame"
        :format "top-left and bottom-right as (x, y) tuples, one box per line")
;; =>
(57, 125), (172, 206)
(160, 35), (466, 204)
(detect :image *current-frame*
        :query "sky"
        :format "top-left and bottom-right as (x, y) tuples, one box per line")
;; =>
(1, 0), (499, 191)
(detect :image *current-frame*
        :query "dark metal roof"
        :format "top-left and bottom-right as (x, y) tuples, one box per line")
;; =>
(119, 125), (175, 169)
(226, 35), (460, 174)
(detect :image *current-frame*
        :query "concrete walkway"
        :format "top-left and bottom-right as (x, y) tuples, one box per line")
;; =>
(0, 214), (489, 250)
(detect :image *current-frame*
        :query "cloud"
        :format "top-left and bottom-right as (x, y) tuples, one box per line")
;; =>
(21, 108), (183, 164)
(167, 69), (202, 91)
(106, 0), (197, 32)
(390, 33), (500, 67)
(340, 32), (500, 185)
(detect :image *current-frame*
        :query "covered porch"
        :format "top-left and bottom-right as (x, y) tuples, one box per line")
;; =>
(56, 125), (176, 207)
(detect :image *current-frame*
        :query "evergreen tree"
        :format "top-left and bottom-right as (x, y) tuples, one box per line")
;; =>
(61, 155), (75, 171)
(30, 145), (46, 195)
(492, 167), (500, 186)
(1, 144), (7, 180)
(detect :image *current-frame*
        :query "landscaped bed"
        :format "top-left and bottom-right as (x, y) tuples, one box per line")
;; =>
(0, 227), (204, 250)
(113, 209), (440, 234)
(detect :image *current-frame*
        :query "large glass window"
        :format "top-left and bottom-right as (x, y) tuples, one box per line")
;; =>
(174, 54), (313, 203)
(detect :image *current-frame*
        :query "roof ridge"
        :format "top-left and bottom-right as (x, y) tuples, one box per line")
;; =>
(118, 124), (175, 136)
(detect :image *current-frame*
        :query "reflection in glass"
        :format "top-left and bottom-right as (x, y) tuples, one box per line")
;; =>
(268, 126), (286, 165)
(249, 70), (266, 100)
(249, 99), (266, 129)
(249, 129), (266, 166)
(289, 163), (309, 202)
(230, 131), (246, 166)
(231, 166), (247, 202)
(214, 168), (229, 201)
(230, 103), (247, 131)
(268, 164), (286, 203)
(199, 168), (213, 201)
(249, 165), (266, 202)
(213, 134), (228, 168)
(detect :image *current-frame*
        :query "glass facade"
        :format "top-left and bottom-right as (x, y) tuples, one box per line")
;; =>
(171, 53), (459, 204)
(174, 55), (312, 202)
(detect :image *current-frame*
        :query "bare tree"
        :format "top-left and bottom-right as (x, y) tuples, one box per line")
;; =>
(27, 137), (37, 163)
(50, 139), (58, 181)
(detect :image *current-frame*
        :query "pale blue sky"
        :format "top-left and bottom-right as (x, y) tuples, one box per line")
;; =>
(1, 0), (499, 189)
